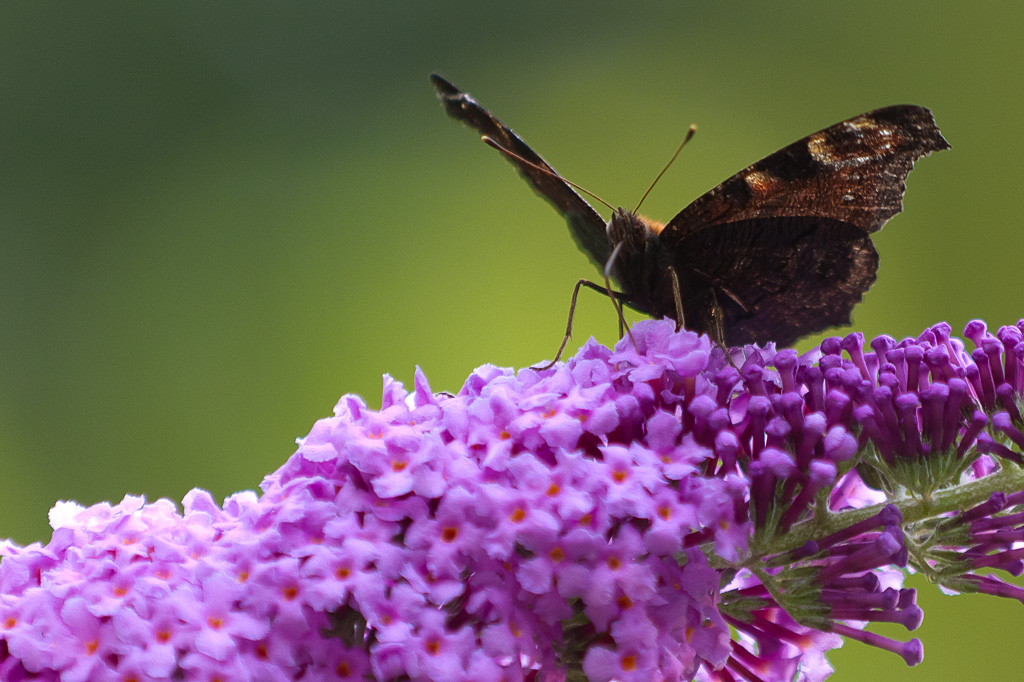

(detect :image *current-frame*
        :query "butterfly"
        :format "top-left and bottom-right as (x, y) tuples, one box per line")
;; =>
(430, 73), (948, 355)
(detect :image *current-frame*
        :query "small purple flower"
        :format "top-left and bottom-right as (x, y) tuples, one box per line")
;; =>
(1, 317), (1024, 681)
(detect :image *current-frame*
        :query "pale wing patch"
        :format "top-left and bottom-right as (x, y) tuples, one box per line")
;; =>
(743, 170), (779, 195)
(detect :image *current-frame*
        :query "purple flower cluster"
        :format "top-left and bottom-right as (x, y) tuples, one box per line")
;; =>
(0, 318), (1023, 682)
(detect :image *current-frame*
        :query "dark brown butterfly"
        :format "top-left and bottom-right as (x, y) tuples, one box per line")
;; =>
(430, 74), (948, 355)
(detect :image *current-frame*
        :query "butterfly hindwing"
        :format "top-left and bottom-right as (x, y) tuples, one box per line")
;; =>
(430, 74), (610, 269)
(673, 216), (879, 347)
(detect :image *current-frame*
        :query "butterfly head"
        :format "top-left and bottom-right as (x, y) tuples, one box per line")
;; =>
(606, 208), (645, 247)
(603, 208), (668, 302)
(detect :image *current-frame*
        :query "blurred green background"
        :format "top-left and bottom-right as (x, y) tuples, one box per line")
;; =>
(1, 2), (1020, 680)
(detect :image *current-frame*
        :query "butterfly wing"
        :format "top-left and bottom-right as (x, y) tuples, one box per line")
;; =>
(659, 105), (948, 346)
(430, 74), (610, 268)
(662, 105), (949, 239)
(673, 216), (879, 347)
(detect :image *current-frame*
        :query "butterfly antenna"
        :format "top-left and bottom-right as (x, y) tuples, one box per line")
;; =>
(634, 124), (697, 214)
(481, 136), (616, 212)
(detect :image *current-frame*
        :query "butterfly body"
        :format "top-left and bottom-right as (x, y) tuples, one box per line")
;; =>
(604, 208), (666, 310)
(431, 74), (948, 348)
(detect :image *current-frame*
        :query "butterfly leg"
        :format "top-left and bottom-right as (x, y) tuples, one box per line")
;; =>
(532, 279), (631, 371)
(604, 242), (638, 352)
(685, 267), (739, 366)
(704, 288), (740, 368)
(706, 289), (728, 348)
(669, 266), (685, 330)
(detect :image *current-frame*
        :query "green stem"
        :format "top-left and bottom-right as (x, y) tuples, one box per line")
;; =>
(709, 462), (1024, 570)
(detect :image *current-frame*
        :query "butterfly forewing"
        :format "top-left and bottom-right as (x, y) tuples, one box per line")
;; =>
(661, 105), (949, 240)
(430, 74), (611, 269)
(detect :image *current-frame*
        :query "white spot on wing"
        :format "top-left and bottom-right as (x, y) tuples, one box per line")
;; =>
(744, 170), (776, 194)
